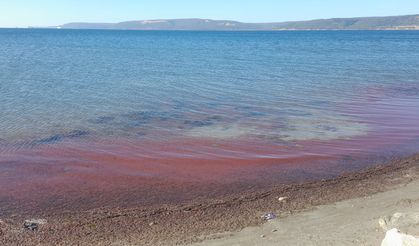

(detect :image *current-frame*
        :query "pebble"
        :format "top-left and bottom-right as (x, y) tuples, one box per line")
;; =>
(260, 234), (266, 238)
(23, 219), (47, 232)
(272, 229), (278, 232)
(24, 222), (39, 231)
(149, 222), (155, 226)
(278, 197), (288, 202)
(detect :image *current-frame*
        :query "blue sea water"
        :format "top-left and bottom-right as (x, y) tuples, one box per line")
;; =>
(1, 29), (419, 154)
(2, 29), (419, 215)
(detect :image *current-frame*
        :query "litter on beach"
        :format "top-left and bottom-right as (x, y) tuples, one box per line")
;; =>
(261, 213), (277, 221)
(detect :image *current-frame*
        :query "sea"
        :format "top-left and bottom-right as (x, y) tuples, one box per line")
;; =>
(1, 29), (419, 213)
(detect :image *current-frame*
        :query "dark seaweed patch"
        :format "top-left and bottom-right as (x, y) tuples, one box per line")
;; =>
(288, 110), (313, 117)
(207, 115), (223, 121)
(123, 112), (156, 128)
(89, 116), (115, 124)
(183, 116), (223, 128)
(183, 120), (213, 127)
(310, 100), (331, 106)
(245, 111), (267, 117)
(36, 135), (65, 144)
(34, 130), (90, 146)
(317, 125), (338, 132)
(125, 111), (162, 121)
(235, 105), (253, 111)
(66, 130), (90, 138)
(123, 111), (172, 128)
(391, 86), (419, 97)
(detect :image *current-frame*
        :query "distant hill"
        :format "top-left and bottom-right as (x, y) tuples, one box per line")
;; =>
(57, 15), (419, 31)
(273, 14), (419, 30)
(58, 19), (267, 30)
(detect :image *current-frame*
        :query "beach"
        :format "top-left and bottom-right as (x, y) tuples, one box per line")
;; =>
(191, 169), (419, 246)
(1, 154), (418, 245)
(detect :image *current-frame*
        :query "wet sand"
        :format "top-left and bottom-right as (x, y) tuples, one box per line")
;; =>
(1, 154), (418, 245)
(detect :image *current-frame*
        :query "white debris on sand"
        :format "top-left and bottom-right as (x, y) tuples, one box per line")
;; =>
(261, 213), (276, 221)
(379, 212), (419, 246)
(278, 197), (288, 202)
(381, 229), (419, 246)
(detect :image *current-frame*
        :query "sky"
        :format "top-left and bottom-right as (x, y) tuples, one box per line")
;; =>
(1, 0), (419, 28)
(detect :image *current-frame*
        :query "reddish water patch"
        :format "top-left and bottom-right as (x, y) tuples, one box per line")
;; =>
(1, 86), (419, 215)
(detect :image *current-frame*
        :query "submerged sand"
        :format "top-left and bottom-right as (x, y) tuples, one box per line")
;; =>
(0, 154), (418, 245)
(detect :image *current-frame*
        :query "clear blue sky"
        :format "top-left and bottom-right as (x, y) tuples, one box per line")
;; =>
(1, 0), (419, 27)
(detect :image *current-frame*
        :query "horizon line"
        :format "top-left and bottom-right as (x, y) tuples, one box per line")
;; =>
(56, 13), (419, 26)
(0, 13), (417, 29)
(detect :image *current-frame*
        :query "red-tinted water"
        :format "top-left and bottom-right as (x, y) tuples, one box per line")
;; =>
(1, 86), (419, 215)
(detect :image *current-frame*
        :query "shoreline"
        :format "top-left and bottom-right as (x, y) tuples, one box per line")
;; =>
(191, 171), (419, 246)
(1, 154), (418, 245)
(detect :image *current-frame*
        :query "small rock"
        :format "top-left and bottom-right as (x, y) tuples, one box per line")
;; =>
(261, 213), (277, 221)
(260, 234), (266, 238)
(24, 222), (38, 231)
(272, 229), (278, 232)
(88, 223), (97, 230)
(149, 222), (155, 226)
(278, 197), (288, 202)
(23, 219), (47, 232)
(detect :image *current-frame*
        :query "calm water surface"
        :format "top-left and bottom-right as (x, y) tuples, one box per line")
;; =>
(1, 30), (419, 212)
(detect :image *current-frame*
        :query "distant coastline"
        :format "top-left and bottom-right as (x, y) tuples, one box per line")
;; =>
(40, 14), (419, 31)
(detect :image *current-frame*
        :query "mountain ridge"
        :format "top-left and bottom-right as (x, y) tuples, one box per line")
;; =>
(56, 14), (419, 30)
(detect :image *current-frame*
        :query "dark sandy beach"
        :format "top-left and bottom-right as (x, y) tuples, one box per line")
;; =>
(1, 154), (418, 245)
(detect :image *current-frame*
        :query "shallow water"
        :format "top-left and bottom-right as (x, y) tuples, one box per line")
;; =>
(1, 30), (419, 212)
